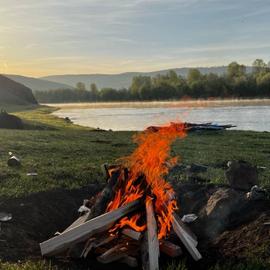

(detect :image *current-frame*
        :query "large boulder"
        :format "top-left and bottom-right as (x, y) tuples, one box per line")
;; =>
(0, 74), (38, 105)
(225, 160), (258, 190)
(200, 187), (246, 239)
(205, 188), (243, 219)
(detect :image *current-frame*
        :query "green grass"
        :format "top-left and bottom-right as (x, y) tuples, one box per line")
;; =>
(0, 105), (270, 197)
(209, 259), (270, 270)
(162, 260), (188, 270)
(0, 261), (57, 270)
(0, 105), (270, 268)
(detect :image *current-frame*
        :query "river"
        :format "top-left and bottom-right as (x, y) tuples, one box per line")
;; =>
(52, 103), (270, 132)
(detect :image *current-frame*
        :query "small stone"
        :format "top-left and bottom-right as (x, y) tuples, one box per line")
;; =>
(0, 212), (12, 222)
(246, 185), (268, 200)
(7, 156), (21, 167)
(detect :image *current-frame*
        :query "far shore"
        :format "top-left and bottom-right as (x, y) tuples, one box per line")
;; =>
(44, 98), (270, 109)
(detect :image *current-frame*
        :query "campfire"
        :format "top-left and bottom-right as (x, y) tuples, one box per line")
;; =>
(40, 122), (202, 269)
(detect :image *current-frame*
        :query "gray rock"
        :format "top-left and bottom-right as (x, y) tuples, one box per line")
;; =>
(202, 187), (245, 239)
(205, 188), (243, 219)
(225, 160), (258, 190)
(246, 185), (268, 200)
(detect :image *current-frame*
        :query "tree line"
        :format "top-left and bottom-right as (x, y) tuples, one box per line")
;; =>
(35, 59), (270, 103)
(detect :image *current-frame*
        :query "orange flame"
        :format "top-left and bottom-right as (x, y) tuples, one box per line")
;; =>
(106, 122), (186, 239)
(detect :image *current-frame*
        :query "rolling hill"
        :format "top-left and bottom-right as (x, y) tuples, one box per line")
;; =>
(41, 66), (253, 90)
(0, 74), (38, 105)
(5, 74), (73, 92)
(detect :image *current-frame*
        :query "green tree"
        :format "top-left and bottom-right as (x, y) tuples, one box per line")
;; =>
(227, 62), (246, 78)
(90, 83), (99, 101)
(187, 69), (202, 84)
(130, 76), (152, 100)
(76, 82), (86, 91)
(256, 72), (270, 96)
(99, 88), (119, 101)
(252, 59), (267, 74)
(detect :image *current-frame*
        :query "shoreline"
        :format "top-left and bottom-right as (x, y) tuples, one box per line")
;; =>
(44, 98), (270, 109)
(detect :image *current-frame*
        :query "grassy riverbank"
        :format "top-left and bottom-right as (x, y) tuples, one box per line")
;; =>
(0, 105), (269, 198)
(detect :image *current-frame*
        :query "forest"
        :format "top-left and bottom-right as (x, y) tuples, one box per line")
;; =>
(35, 59), (270, 103)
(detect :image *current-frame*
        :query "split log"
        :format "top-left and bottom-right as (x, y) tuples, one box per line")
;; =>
(122, 228), (142, 241)
(61, 214), (92, 258)
(80, 237), (96, 258)
(173, 214), (198, 247)
(101, 163), (110, 179)
(160, 240), (182, 258)
(120, 256), (138, 268)
(81, 234), (117, 258)
(160, 192), (198, 247)
(40, 199), (141, 256)
(172, 214), (202, 261)
(62, 214), (88, 233)
(97, 244), (128, 264)
(145, 198), (159, 270)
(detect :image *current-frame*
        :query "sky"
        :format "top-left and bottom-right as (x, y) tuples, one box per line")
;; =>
(0, 0), (270, 77)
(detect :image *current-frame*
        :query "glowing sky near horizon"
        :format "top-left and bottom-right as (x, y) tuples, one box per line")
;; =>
(0, 0), (270, 77)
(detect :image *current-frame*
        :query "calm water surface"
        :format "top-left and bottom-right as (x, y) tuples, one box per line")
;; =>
(54, 105), (270, 132)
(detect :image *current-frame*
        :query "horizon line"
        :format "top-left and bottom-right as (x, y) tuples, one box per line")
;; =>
(2, 63), (252, 79)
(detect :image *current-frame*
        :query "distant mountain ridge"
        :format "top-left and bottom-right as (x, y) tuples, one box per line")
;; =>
(0, 74), (38, 105)
(5, 74), (73, 92)
(41, 66), (253, 90)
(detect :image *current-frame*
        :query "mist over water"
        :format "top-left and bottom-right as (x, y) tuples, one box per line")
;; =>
(54, 105), (270, 132)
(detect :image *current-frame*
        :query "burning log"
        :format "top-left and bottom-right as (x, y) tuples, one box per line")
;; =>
(86, 167), (122, 220)
(145, 197), (160, 270)
(122, 228), (142, 241)
(40, 199), (141, 256)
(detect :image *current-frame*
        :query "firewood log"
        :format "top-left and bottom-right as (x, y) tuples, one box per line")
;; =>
(172, 213), (202, 261)
(122, 228), (142, 241)
(97, 244), (128, 264)
(40, 199), (141, 256)
(86, 168), (121, 220)
(146, 198), (159, 270)
(160, 240), (182, 257)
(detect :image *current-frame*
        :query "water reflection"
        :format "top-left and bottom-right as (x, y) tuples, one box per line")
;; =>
(54, 105), (270, 132)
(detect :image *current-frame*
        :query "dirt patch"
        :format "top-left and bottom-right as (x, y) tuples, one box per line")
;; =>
(213, 209), (270, 263)
(0, 185), (101, 261)
(0, 182), (269, 269)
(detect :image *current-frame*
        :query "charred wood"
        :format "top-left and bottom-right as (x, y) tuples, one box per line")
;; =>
(97, 244), (128, 264)
(160, 240), (182, 258)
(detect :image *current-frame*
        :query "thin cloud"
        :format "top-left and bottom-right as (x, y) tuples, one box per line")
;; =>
(0, 0), (269, 76)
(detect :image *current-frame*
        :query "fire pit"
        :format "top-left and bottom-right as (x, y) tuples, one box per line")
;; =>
(40, 122), (202, 269)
